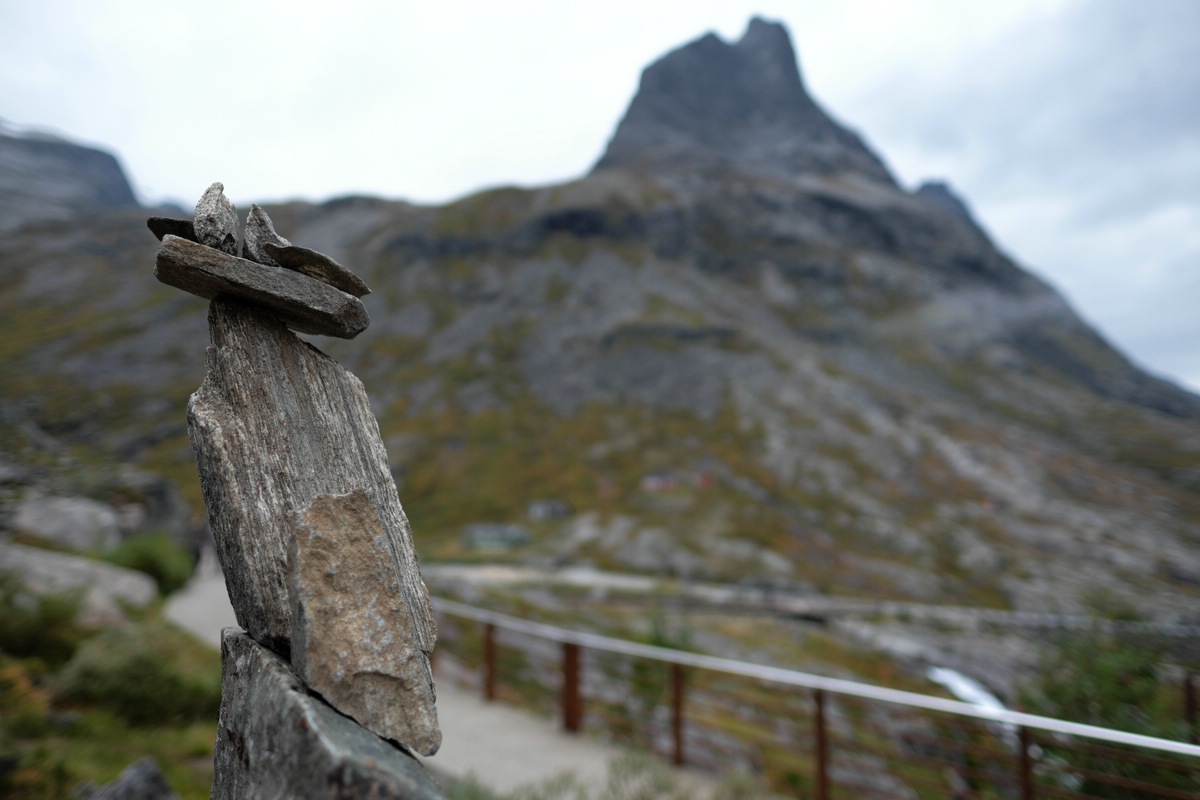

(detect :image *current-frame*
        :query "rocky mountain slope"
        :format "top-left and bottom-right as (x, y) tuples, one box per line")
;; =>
(0, 122), (139, 234)
(3, 18), (1199, 632)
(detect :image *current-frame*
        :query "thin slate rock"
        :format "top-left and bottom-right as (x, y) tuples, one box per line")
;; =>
(146, 217), (197, 243)
(243, 204), (290, 266)
(265, 242), (371, 297)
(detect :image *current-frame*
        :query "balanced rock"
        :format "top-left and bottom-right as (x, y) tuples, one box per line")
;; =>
(265, 242), (371, 297)
(193, 182), (238, 255)
(242, 204), (290, 266)
(154, 235), (369, 339)
(187, 298), (433, 664)
(290, 490), (440, 755)
(212, 629), (445, 800)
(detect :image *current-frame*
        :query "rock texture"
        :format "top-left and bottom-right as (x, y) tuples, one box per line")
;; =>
(243, 203), (290, 266)
(154, 235), (369, 338)
(290, 490), (440, 754)
(193, 182), (238, 255)
(594, 16), (894, 183)
(187, 297), (435, 722)
(0, 540), (157, 626)
(265, 242), (372, 297)
(212, 628), (446, 800)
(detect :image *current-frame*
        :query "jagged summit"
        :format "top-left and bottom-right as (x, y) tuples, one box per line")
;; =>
(593, 17), (895, 184)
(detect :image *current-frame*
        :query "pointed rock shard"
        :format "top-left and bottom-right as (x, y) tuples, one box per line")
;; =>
(194, 181), (238, 255)
(243, 203), (291, 266)
(146, 216), (197, 242)
(289, 489), (440, 756)
(188, 298), (431, 658)
(212, 629), (447, 800)
(265, 241), (371, 297)
(154, 235), (369, 338)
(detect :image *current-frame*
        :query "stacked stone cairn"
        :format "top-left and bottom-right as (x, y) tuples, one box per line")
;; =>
(150, 183), (445, 799)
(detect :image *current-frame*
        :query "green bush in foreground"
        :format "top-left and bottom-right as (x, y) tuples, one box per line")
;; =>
(103, 532), (195, 596)
(54, 619), (220, 726)
(0, 572), (86, 668)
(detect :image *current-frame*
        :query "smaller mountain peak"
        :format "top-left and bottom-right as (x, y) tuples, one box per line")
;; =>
(593, 17), (894, 184)
(915, 180), (975, 222)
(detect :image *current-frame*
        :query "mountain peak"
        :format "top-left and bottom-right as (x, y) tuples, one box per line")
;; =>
(593, 17), (894, 184)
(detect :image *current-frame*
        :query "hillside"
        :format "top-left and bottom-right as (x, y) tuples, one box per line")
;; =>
(3, 16), (1199, 641)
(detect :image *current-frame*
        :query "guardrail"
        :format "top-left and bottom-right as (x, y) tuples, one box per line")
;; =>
(432, 597), (1200, 799)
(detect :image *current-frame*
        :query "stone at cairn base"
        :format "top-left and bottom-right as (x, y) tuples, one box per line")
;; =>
(212, 628), (446, 800)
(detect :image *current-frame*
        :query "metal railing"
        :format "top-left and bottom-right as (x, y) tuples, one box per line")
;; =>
(432, 597), (1200, 799)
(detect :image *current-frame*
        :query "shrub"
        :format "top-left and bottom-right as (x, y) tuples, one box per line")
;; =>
(54, 620), (220, 726)
(0, 572), (85, 667)
(102, 533), (195, 596)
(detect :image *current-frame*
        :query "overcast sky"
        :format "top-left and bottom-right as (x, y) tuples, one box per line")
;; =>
(2, 0), (1197, 391)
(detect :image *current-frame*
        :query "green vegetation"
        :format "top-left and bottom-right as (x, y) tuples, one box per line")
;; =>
(102, 532), (196, 596)
(1022, 634), (1198, 798)
(0, 575), (219, 799)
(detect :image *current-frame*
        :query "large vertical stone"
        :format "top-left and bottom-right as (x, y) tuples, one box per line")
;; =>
(212, 628), (446, 800)
(290, 490), (440, 756)
(187, 297), (435, 666)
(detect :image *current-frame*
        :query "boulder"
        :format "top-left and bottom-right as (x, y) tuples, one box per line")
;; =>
(0, 541), (157, 627)
(13, 494), (120, 552)
(212, 628), (446, 800)
(76, 757), (179, 800)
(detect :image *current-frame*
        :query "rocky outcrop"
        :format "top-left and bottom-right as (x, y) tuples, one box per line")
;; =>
(0, 540), (157, 626)
(593, 17), (894, 184)
(0, 126), (138, 233)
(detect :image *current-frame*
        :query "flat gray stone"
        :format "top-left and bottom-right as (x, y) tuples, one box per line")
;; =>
(290, 490), (440, 756)
(0, 541), (157, 627)
(13, 494), (120, 553)
(146, 217), (197, 243)
(242, 204), (290, 266)
(212, 628), (446, 800)
(187, 299), (432, 658)
(154, 234), (369, 339)
(193, 182), (238, 255)
(265, 242), (371, 297)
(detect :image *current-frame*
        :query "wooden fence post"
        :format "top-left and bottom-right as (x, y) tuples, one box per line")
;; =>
(671, 662), (686, 766)
(482, 623), (497, 701)
(1018, 726), (1034, 800)
(563, 642), (583, 733)
(814, 688), (829, 800)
